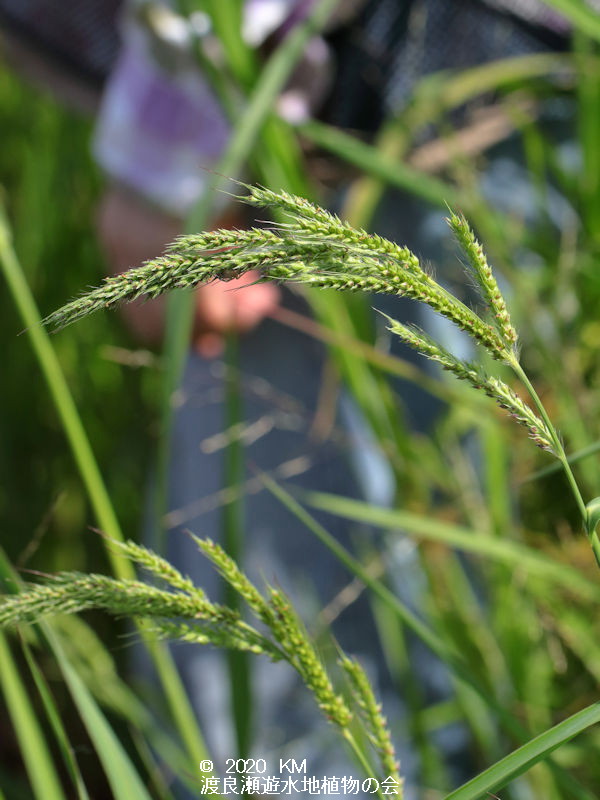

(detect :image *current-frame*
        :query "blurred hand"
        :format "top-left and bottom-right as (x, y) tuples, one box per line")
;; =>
(97, 184), (280, 352)
(193, 272), (280, 357)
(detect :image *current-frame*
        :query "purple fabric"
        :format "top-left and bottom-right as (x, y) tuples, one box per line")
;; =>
(93, 34), (230, 214)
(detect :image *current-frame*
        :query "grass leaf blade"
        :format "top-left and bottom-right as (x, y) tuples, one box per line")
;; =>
(444, 702), (600, 800)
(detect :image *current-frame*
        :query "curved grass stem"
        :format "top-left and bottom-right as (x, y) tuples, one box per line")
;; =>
(509, 356), (600, 568)
(342, 729), (388, 800)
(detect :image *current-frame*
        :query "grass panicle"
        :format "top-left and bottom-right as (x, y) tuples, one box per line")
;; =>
(447, 210), (518, 348)
(266, 587), (352, 728)
(381, 313), (554, 452)
(45, 187), (508, 359)
(46, 185), (567, 458)
(0, 537), (400, 783)
(0, 573), (236, 628)
(340, 656), (403, 788)
(193, 536), (274, 625)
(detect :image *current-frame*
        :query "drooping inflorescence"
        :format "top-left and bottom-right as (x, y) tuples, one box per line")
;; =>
(340, 655), (403, 788)
(44, 184), (556, 455)
(45, 186), (507, 358)
(0, 535), (368, 737)
(447, 210), (518, 348)
(381, 314), (555, 453)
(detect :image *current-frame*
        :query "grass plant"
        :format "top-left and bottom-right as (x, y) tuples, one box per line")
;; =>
(3, 3), (600, 797)
(42, 185), (599, 565)
(1, 535), (402, 798)
(4, 183), (600, 797)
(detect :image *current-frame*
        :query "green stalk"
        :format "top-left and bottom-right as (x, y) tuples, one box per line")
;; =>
(0, 204), (125, 578)
(0, 633), (66, 800)
(0, 204), (214, 777)
(223, 334), (252, 759)
(342, 729), (387, 800)
(509, 356), (600, 566)
(444, 701), (600, 800)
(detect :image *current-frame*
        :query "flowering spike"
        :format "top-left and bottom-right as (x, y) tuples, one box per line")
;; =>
(447, 211), (518, 348)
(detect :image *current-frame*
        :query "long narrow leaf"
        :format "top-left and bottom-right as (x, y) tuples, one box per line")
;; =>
(0, 202), (212, 773)
(43, 627), (155, 800)
(0, 633), (66, 800)
(444, 702), (600, 800)
(22, 642), (91, 800)
(303, 491), (600, 602)
(0, 205), (126, 576)
(261, 474), (599, 799)
(298, 119), (458, 208)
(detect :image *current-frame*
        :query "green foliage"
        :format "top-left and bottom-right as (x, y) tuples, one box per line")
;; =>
(0, 68), (157, 572)
(4, 4), (600, 798)
(1, 537), (401, 795)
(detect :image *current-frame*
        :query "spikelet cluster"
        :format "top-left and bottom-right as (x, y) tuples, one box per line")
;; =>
(0, 535), (381, 751)
(0, 545), (279, 659)
(382, 314), (555, 453)
(341, 656), (403, 788)
(151, 619), (280, 657)
(45, 186), (508, 360)
(0, 572), (234, 627)
(112, 539), (205, 597)
(196, 537), (352, 728)
(43, 184), (560, 456)
(267, 588), (352, 728)
(1, 530), (400, 787)
(447, 211), (518, 348)
(482, 377), (555, 453)
(193, 536), (273, 624)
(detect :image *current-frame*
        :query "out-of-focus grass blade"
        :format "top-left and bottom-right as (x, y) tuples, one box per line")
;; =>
(260, 473), (449, 656)
(521, 440), (600, 483)
(0, 549), (70, 800)
(0, 633), (66, 800)
(298, 118), (458, 208)
(1, 550), (158, 799)
(408, 53), (572, 121)
(444, 702), (600, 800)
(540, 0), (600, 43)
(0, 199), (213, 771)
(0, 203), (126, 576)
(300, 54), (571, 220)
(575, 32), (600, 242)
(21, 642), (91, 800)
(303, 491), (600, 601)
(43, 627), (155, 800)
(261, 471), (599, 800)
(260, 474), (538, 738)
